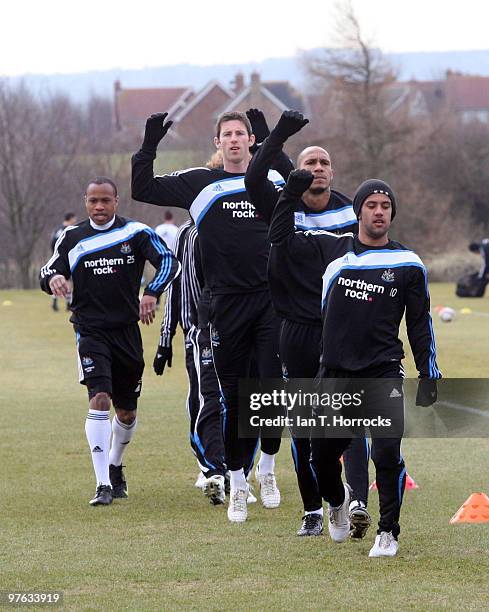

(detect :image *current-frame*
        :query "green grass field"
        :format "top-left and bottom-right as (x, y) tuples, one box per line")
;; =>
(1, 285), (489, 611)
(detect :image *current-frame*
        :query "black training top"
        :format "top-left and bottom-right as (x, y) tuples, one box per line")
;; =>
(160, 221), (205, 347)
(40, 215), (180, 329)
(132, 148), (285, 295)
(245, 132), (358, 324)
(270, 186), (441, 377)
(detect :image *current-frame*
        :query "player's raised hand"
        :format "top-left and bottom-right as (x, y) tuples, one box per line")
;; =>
(415, 378), (438, 407)
(142, 112), (173, 152)
(49, 274), (70, 298)
(139, 294), (157, 325)
(246, 108), (270, 144)
(272, 110), (309, 142)
(153, 344), (173, 376)
(285, 169), (314, 197)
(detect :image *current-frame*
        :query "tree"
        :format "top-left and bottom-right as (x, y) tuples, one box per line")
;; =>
(0, 83), (82, 288)
(81, 95), (114, 154)
(298, 1), (489, 267)
(303, 0), (415, 186)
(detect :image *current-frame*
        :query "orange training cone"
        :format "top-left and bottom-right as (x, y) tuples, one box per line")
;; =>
(405, 473), (419, 489)
(449, 492), (489, 524)
(369, 473), (419, 492)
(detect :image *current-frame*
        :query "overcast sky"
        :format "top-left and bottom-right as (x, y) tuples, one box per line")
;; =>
(2, 0), (488, 76)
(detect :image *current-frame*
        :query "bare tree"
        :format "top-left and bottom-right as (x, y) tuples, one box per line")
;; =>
(0, 83), (82, 288)
(303, 0), (414, 185)
(299, 0), (488, 268)
(81, 95), (114, 153)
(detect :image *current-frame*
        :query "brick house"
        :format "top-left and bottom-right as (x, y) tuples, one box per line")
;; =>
(219, 72), (304, 129)
(385, 72), (489, 122)
(304, 71), (489, 142)
(113, 80), (194, 141)
(171, 80), (234, 147)
(114, 73), (305, 149)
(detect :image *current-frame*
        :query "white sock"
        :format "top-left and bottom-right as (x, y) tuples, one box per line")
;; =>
(257, 451), (275, 475)
(108, 415), (137, 466)
(305, 507), (323, 516)
(230, 469), (247, 490)
(85, 409), (111, 486)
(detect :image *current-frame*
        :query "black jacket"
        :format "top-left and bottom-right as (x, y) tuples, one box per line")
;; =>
(245, 131), (357, 324)
(270, 185), (441, 377)
(131, 148), (285, 294)
(40, 215), (180, 329)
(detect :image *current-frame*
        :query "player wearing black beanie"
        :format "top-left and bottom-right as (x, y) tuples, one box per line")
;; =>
(269, 168), (441, 558)
(353, 179), (397, 220)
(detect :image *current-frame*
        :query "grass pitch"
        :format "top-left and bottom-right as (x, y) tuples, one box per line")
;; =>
(1, 285), (489, 610)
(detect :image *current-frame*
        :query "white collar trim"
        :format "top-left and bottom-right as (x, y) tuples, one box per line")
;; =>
(89, 216), (116, 231)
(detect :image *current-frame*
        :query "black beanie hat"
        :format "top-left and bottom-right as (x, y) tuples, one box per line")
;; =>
(353, 179), (396, 220)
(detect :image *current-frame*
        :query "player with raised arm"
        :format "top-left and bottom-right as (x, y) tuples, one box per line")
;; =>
(245, 110), (371, 539)
(132, 112), (286, 522)
(269, 169), (441, 556)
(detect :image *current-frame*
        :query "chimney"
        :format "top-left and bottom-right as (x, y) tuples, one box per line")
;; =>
(249, 72), (262, 108)
(251, 71), (260, 89)
(233, 72), (244, 94)
(114, 79), (121, 92)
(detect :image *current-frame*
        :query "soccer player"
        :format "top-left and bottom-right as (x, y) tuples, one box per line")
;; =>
(49, 212), (77, 311)
(132, 111), (286, 522)
(269, 169), (441, 557)
(40, 177), (180, 506)
(154, 219), (229, 504)
(154, 152), (261, 507)
(245, 110), (370, 539)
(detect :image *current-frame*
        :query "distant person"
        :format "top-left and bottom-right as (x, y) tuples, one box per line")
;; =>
(40, 177), (180, 507)
(49, 212), (77, 311)
(469, 239), (489, 282)
(155, 210), (179, 252)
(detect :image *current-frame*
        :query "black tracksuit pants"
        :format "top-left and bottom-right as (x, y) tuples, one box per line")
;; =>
(184, 330), (200, 461)
(311, 365), (406, 538)
(189, 325), (227, 477)
(210, 290), (282, 471)
(186, 325), (262, 478)
(280, 319), (370, 512)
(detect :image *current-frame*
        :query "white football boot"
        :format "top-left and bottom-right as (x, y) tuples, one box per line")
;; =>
(255, 466), (281, 509)
(227, 485), (249, 523)
(369, 531), (399, 558)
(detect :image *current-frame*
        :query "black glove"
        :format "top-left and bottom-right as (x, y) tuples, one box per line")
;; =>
(416, 378), (438, 407)
(142, 113), (173, 152)
(153, 344), (173, 376)
(271, 110), (309, 142)
(285, 169), (314, 198)
(246, 108), (270, 144)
